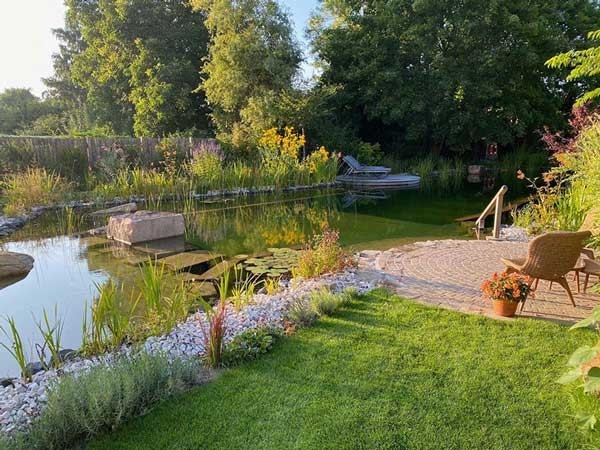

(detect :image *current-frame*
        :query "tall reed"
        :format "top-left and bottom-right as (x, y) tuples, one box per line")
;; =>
(34, 306), (64, 370)
(0, 316), (30, 380)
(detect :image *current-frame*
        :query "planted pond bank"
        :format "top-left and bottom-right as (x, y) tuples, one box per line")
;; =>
(0, 185), (516, 378)
(0, 270), (373, 434)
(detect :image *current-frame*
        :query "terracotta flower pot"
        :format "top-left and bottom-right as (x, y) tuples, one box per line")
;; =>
(492, 299), (519, 317)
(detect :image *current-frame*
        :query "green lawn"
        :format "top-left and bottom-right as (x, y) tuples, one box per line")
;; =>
(87, 290), (594, 450)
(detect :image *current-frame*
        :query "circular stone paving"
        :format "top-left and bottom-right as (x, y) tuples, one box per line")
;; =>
(358, 240), (600, 324)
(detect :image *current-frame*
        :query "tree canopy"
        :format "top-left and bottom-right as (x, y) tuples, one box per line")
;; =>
(191, 0), (302, 149)
(47, 0), (210, 136)
(546, 30), (600, 107)
(310, 0), (600, 156)
(0, 89), (64, 135)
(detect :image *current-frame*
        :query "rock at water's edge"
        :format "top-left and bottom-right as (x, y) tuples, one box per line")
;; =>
(0, 252), (34, 288)
(90, 202), (138, 217)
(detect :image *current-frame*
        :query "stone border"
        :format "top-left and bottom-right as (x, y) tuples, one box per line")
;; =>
(0, 182), (341, 240)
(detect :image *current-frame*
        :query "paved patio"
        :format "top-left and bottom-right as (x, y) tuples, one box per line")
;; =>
(358, 239), (600, 324)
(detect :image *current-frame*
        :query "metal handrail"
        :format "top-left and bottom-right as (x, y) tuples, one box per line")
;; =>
(475, 185), (508, 240)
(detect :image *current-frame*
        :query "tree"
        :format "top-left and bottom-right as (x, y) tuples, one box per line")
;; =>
(49, 0), (210, 136)
(191, 0), (302, 150)
(546, 30), (600, 106)
(311, 0), (600, 157)
(0, 89), (64, 135)
(43, 0), (92, 133)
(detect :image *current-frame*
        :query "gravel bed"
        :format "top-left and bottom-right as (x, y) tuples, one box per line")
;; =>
(499, 225), (531, 242)
(0, 270), (372, 434)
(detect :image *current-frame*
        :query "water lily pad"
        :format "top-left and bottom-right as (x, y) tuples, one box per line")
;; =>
(243, 248), (300, 277)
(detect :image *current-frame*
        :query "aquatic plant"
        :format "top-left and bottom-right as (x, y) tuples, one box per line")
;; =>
(230, 265), (260, 311)
(243, 248), (300, 277)
(215, 267), (231, 303)
(0, 316), (30, 380)
(34, 306), (64, 370)
(137, 260), (191, 337)
(82, 280), (138, 355)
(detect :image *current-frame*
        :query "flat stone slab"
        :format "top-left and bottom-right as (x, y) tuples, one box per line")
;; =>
(91, 202), (138, 217)
(79, 236), (110, 250)
(196, 256), (247, 281)
(161, 251), (223, 272)
(107, 211), (185, 245)
(132, 236), (190, 259)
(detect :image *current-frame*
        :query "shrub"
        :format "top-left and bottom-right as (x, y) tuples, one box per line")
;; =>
(355, 141), (382, 165)
(2, 168), (72, 215)
(4, 353), (201, 450)
(286, 300), (319, 327)
(296, 228), (354, 278)
(185, 144), (224, 187)
(222, 327), (281, 367)
(558, 308), (600, 436)
(513, 109), (600, 243)
(309, 288), (345, 316)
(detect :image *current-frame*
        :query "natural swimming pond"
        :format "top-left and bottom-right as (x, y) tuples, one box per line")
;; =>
(0, 179), (525, 376)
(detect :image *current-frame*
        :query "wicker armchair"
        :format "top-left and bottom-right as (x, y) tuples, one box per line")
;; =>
(502, 231), (591, 312)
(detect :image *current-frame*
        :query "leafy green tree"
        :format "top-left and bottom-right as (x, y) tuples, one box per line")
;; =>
(50, 0), (210, 136)
(192, 0), (301, 150)
(546, 30), (600, 106)
(43, 0), (92, 133)
(311, 0), (600, 157)
(0, 89), (63, 135)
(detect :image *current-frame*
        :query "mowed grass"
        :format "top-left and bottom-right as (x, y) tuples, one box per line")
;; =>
(87, 290), (594, 450)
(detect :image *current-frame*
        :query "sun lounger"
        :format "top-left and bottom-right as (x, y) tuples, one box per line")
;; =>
(342, 155), (391, 178)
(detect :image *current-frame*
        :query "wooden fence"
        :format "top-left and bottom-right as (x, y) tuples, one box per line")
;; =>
(0, 136), (220, 169)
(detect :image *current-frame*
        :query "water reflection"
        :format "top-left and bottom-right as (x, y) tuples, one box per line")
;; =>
(0, 237), (109, 377)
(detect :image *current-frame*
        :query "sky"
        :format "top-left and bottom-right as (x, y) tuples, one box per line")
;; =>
(0, 0), (318, 97)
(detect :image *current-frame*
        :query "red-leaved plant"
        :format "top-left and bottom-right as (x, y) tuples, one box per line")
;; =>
(198, 299), (228, 368)
(541, 105), (599, 155)
(481, 271), (534, 303)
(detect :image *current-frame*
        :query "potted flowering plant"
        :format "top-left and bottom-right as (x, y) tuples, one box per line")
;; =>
(481, 271), (534, 317)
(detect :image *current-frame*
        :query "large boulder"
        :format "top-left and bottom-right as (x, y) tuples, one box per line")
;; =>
(107, 211), (185, 245)
(0, 252), (34, 288)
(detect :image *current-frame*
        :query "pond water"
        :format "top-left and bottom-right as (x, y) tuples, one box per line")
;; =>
(0, 178), (525, 376)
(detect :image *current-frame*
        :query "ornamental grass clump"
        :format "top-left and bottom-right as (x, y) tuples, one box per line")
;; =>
(198, 299), (228, 368)
(296, 228), (354, 278)
(2, 167), (72, 216)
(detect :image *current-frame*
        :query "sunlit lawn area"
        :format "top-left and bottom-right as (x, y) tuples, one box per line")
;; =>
(87, 290), (593, 450)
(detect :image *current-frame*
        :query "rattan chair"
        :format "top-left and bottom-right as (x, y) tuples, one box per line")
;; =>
(502, 231), (592, 312)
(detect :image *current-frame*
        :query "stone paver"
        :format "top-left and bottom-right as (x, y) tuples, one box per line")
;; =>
(358, 239), (600, 324)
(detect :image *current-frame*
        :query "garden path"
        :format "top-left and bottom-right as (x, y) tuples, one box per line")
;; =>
(358, 240), (600, 324)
